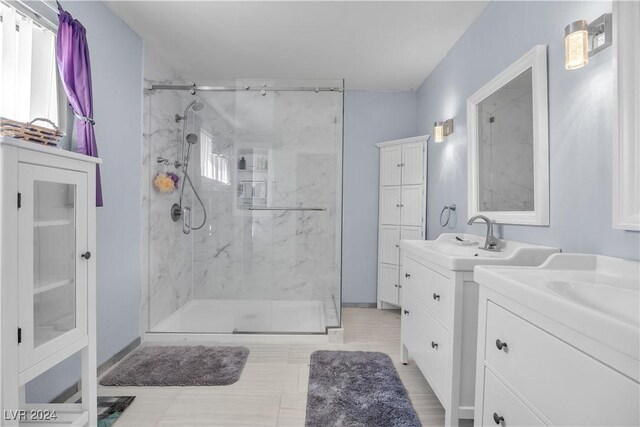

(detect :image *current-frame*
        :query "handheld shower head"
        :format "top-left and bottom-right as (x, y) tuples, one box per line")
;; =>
(186, 133), (199, 144)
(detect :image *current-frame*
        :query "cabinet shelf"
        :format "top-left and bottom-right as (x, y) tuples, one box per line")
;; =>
(33, 219), (73, 227)
(19, 404), (88, 426)
(34, 279), (73, 295)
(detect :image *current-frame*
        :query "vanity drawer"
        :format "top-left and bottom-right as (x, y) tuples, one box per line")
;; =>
(485, 302), (640, 426)
(402, 291), (449, 398)
(404, 256), (450, 328)
(481, 368), (544, 427)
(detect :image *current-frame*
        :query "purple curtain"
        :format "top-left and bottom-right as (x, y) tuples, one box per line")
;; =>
(56, 2), (103, 207)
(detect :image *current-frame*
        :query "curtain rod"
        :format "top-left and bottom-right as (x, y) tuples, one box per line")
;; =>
(148, 84), (344, 93)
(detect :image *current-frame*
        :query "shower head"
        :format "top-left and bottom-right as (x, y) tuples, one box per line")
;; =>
(186, 133), (199, 145)
(175, 101), (204, 122)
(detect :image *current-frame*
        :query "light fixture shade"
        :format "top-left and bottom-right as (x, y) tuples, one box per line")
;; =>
(434, 121), (444, 143)
(565, 20), (589, 70)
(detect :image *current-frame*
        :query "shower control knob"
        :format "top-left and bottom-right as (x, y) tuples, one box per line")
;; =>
(81, 251), (91, 260)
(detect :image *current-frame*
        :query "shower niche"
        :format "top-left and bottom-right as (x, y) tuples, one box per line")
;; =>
(236, 147), (271, 209)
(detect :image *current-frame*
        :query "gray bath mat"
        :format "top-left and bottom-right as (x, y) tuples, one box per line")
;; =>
(99, 346), (249, 386)
(305, 350), (421, 427)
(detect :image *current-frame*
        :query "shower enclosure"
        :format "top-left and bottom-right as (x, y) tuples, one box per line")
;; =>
(142, 79), (343, 335)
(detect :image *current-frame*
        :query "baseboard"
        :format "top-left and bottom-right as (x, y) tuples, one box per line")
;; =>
(342, 303), (377, 308)
(50, 337), (141, 403)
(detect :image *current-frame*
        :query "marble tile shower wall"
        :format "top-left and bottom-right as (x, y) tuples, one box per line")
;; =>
(142, 54), (196, 331)
(143, 54), (343, 331)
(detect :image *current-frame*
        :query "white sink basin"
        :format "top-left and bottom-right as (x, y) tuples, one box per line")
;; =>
(474, 254), (640, 360)
(399, 233), (560, 271)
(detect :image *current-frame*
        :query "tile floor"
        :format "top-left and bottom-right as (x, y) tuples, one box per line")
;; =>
(99, 308), (451, 426)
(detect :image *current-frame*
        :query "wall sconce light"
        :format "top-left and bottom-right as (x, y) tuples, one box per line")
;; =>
(434, 119), (454, 143)
(434, 122), (444, 143)
(565, 13), (612, 70)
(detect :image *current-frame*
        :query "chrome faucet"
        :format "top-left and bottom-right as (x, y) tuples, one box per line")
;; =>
(467, 215), (501, 251)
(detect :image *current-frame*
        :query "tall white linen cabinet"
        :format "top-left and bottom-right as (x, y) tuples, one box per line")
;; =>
(376, 135), (428, 308)
(0, 137), (99, 426)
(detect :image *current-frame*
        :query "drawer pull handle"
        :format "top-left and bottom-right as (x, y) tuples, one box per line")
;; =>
(431, 341), (438, 349)
(493, 412), (504, 425)
(495, 339), (508, 351)
(404, 309), (410, 315)
(405, 273), (411, 278)
(432, 293), (440, 301)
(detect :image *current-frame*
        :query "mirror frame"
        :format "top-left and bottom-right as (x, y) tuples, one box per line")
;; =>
(613, 1), (640, 231)
(467, 44), (549, 225)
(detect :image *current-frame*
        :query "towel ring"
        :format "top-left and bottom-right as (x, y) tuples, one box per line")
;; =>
(440, 204), (457, 227)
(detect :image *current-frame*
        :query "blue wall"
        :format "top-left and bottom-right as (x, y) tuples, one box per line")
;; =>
(417, 1), (639, 260)
(343, 91), (417, 304)
(25, 0), (143, 402)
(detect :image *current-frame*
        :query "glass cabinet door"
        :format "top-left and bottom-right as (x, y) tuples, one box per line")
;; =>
(18, 163), (88, 371)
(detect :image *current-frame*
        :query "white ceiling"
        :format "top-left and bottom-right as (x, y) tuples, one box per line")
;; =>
(105, 1), (488, 91)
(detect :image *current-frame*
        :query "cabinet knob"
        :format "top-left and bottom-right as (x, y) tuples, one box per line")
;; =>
(431, 341), (438, 349)
(397, 163), (402, 167)
(81, 251), (91, 260)
(495, 339), (508, 351)
(396, 203), (401, 207)
(493, 412), (504, 425)
(405, 273), (411, 278)
(432, 293), (440, 301)
(394, 284), (398, 288)
(404, 309), (410, 315)
(395, 244), (399, 248)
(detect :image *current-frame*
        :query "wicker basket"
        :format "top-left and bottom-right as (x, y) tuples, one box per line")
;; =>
(0, 117), (62, 146)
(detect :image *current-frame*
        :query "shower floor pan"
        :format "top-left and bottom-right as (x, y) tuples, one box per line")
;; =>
(149, 298), (339, 335)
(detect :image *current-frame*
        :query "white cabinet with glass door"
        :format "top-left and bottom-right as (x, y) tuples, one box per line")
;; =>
(375, 135), (428, 308)
(0, 137), (99, 427)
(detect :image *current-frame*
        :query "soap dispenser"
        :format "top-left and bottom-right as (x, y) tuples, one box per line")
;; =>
(239, 156), (246, 170)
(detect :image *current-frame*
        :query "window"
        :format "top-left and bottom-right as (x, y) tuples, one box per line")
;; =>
(0, 1), (60, 128)
(200, 126), (230, 186)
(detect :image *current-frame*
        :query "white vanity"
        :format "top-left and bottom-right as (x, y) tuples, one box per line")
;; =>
(473, 254), (640, 426)
(399, 233), (559, 426)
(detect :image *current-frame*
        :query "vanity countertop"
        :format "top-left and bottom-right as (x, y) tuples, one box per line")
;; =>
(474, 253), (640, 366)
(399, 233), (560, 271)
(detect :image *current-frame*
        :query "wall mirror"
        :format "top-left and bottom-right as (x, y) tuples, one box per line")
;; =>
(467, 45), (549, 225)
(613, 1), (640, 231)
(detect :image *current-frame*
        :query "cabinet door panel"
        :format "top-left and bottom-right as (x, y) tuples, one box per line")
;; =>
(400, 226), (423, 241)
(380, 146), (402, 186)
(379, 225), (400, 265)
(379, 263), (399, 305)
(380, 187), (401, 225)
(401, 143), (424, 185)
(401, 185), (423, 227)
(18, 164), (88, 371)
